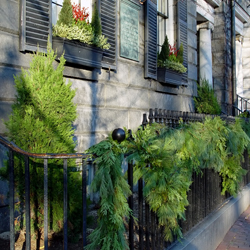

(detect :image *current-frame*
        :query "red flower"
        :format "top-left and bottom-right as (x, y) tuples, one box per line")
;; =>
(72, 3), (89, 23)
(169, 43), (178, 57)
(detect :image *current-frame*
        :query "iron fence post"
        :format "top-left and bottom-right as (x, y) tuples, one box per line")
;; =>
(25, 155), (31, 250)
(82, 159), (87, 248)
(63, 159), (68, 250)
(44, 158), (48, 250)
(9, 149), (15, 250)
(128, 162), (134, 250)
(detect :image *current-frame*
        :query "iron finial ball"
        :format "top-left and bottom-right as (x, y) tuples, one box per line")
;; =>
(112, 128), (125, 143)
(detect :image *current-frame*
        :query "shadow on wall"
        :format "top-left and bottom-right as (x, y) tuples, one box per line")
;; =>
(0, 0), (27, 233)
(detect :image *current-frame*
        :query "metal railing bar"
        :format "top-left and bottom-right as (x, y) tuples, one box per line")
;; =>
(0, 135), (88, 159)
(138, 178), (143, 250)
(25, 155), (31, 250)
(9, 149), (15, 250)
(145, 203), (150, 249)
(63, 159), (68, 250)
(151, 211), (155, 250)
(128, 162), (134, 250)
(82, 160), (87, 248)
(44, 158), (48, 250)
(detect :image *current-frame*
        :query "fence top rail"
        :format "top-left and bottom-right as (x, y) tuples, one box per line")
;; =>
(0, 135), (88, 159)
(145, 108), (249, 124)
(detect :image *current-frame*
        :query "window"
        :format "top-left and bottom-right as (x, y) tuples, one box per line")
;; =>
(157, 0), (168, 50)
(52, 0), (63, 26)
(145, 0), (187, 84)
(20, 0), (117, 68)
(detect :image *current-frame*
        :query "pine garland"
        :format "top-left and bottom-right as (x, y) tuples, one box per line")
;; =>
(86, 117), (250, 247)
(85, 135), (132, 250)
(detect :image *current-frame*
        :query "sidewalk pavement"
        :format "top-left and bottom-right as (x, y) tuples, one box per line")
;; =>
(216, 205), (250, 250)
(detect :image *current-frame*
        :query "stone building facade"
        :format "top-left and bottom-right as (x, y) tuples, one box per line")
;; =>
(0, 0), (249, 153)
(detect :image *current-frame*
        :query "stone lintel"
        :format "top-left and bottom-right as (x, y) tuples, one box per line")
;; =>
(197, 21), (214, 31)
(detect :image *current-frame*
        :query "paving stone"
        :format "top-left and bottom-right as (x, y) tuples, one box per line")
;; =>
(216, 206), (250, 250)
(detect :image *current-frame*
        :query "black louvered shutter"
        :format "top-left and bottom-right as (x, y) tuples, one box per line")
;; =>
(100, 0), (117, 68)
(20, 0), (52, 52)
(144, 0), (157, 80)
(177, 0), (188, 84)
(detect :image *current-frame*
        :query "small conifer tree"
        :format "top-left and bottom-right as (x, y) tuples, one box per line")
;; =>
(176, 43), (184, 64)
(158, 35), (170, 62)
(194, 78), (221, 115)
(3, 43), (82, 241)
(91, 3), (102, 37)
(57, 0), (73, 26)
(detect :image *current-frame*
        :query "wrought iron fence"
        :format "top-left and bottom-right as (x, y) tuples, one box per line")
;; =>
(0, 108), (250, 250)
(131, 108), (250, 249)
(0, 135), (88, 250)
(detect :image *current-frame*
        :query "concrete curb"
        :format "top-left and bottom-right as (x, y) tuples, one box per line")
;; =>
(168, 184), (250, 250)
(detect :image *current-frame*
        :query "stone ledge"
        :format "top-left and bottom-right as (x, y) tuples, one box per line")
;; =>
(168, 184), (250, 250)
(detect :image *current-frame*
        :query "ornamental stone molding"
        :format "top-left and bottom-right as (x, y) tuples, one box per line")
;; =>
(205, 0), (220, 8)
(236, 34), (244, 43)
(197, 21), (214, 32)
(235, 1), (250, 23)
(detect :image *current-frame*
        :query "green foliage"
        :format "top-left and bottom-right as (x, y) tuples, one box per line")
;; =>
(158, 59), (187, 73)
(86, 117), (250, 246)
(126, 124), (191, 241)
(91, 4), (102, 37)
(85, 136), (132, 250)
(1, 43), (82, 238)
(194, 79), (221, 115)
(238, 110), (250, 118)
(176, 43), (184, 64)
(53, 1), (110, 49)
(158, 35), (187, 73)
(57, 0), (73, 27)
(158, 36), (170, 62)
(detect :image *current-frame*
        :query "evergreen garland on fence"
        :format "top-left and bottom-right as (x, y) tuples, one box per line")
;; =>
(86, 117), (250, 248)
(85, 135), (132, 250)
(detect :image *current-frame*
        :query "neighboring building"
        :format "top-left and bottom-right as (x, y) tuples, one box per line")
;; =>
(0, 0), (249, 151)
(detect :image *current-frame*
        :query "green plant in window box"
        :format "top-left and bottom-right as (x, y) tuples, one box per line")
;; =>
(53, 0), (110, 50)
(157, 35), (187, 74)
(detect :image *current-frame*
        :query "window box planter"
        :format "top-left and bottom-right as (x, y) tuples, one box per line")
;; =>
(52, 37), (103, 68)
(157, 67), (183, 87)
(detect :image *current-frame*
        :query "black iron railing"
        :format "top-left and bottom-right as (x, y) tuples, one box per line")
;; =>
(0, 136), (88, 250)
(237, 94), (250, 113)
(134, 108), (250, 248)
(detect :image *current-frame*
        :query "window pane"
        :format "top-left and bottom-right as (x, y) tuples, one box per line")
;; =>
(80, 0), (92, 20)
(52, 0), (63, 25)
(158, 15), (166, 48)
(158, 0), (167, 16)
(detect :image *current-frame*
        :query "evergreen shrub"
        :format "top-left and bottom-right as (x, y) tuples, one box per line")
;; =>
(157, 35), (187, 73)
(57, 0), (73, 27)
(0, 43), (82, 241)
(194, 78), (221, 115)
(53, 0), (110, 49)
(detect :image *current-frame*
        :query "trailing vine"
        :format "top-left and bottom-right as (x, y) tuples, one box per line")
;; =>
(85, 117), (250, 249)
